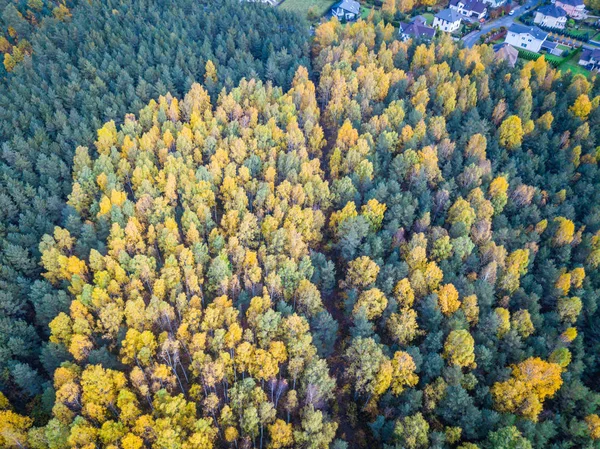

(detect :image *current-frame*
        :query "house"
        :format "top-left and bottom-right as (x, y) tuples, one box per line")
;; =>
(449, 0), (487, 19)
(245, 0), (279, 5)
(554, 0), (587, 19)
(505, 24), (548, 52)
(330, 0), (360, 21)
(579, 48), (600, 70)
(399, 20), (436, 41)
(433, 9), (463, 33)
(481, 0), (507, 8)
(541, 41), (564, 56)
(534, 5), (568, 29)
(493, 42), (519, 67)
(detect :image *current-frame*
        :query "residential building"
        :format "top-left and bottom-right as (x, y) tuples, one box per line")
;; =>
(493, 42), (518, 67)
(245, 0), (279, 5)
(505, 24), (548, 52)
(433, 9), (462, 33)
(399, 20), (436, 41)
(449, 0), (487, 19)
(554, 0), (587, 19)
(541, 41), (564, 56)
(534, 4), (568, 28)
(579, 48), (600, 70)
(330, 0), (360, 21)
(481, 0), (507, 8)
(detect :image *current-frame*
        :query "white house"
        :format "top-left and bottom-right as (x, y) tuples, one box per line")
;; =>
(534, 5), (568, 29)
(330, 0), (360, 21)
(579, 48), (600, 70)
(449, 0), (487, 19)
(245, 0), (279, 5)
(505, 24), (548, 52)
(554, 0), (587, 19)
(433, 9), (462, 33)
(481, 0), (507, 8)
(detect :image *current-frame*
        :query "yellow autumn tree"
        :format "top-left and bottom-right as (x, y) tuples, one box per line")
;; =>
(443, 330), (476, 368)
(586, 414), (600, 440)
(491, 357), (563, 421)
(570, 94), (592, 119)
(436, 284), (461, 316)
(498, 115), (524, 150)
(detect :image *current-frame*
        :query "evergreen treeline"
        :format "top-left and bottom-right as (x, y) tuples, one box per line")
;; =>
(2, 11), (600, 449)
(0, 0), (310, 410)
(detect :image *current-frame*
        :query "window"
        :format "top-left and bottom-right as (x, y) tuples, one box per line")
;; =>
(521, 43), (527, 48)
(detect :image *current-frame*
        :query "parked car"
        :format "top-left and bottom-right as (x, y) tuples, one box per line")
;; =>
(508, 9), (515, 15)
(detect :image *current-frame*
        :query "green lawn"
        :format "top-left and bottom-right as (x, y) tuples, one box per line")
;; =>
(564, 26), (594, 39)
(554, 48), (591, 78)
(421, 12), (434, 26)
(279, 0), (337, 20)
(361, 5), (372, 19)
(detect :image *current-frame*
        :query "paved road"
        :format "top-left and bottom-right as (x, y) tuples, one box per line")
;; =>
(462, 0), (538, 47)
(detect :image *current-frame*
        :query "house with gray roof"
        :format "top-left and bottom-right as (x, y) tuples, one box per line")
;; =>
(433, 9), (463, 33)
(482, 0), (507, 7)
(331, 0), (360, 21)
(399, 20), (436, 41)
(579, 48), (600, 70)
(554, 0), (587, 19)
(505, 24), (548, 52)
(493, 43), (518, 67)
(534, 5), (568, 29)
(449, 0), (487, 19)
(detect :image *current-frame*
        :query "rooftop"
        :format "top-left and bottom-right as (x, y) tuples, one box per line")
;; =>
(508, 23), (548, 40)
(435, 8), (463, 23)
(537, 4), (567, 18)
(450, 0), (487, 13)
(556, 0), (584, 7)
(332, 0), (360, 14)
(400, 21), (436, 39)
(580, 48), (600, 61)
(493, 43), (518, 67)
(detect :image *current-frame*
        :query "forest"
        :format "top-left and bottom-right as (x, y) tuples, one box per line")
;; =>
(1, 1), (600, 448)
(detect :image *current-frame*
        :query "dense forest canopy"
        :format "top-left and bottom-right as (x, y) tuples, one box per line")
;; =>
(2, 2), (600, 449)
(0, 0), (76, 73)
(0, 0), (311, 409)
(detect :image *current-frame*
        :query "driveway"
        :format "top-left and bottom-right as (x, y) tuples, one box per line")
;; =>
(462, 0), (538, 47)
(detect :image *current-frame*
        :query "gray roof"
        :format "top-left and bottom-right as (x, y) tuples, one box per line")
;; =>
(332, 0), (360, 14)
(508, 23), (548, 40)
(450, 0), (487, 13)
(557, 0), (584, 7)
(537, 4), (567, 18)
(493, 43), (518, 67)
(580, 48), (600, 61)
(435, 8), (462, 23)
(541, 41), (558, 49)
(400, 21), (436, 39)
